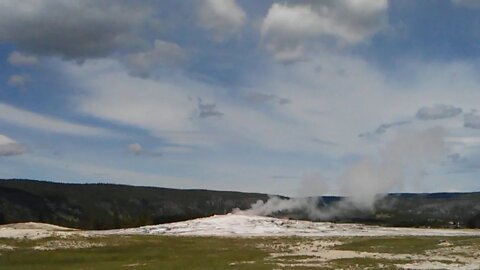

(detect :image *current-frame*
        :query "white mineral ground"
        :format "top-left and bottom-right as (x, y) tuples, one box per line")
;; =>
(1, 214), (480, 269)
(1, 214), (480, 239)
(0, 222), (77, 240)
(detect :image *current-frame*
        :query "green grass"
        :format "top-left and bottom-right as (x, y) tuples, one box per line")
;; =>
(1, 235), (480, 270)
(330, 257), (408, 269)
(333, 236), (480, 254)
(0, 236), (273, 270)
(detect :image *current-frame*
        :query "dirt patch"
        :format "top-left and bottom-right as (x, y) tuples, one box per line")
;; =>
(262, 237), (480, 269)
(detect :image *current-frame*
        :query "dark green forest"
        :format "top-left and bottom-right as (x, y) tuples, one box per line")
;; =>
(0, 179), (268, 229)
(1, 179), (479, 229)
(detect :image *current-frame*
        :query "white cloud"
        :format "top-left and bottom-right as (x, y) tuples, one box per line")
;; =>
(73, 70), (186, 130)
(1, 1), (480, 195)
(0, 103), (116, 137)
(63, 53), (480, 160)
(7, 74), (27, 87)
(124, 40), (186, 77)
(65, 59), (224, 147)
(56, 51), (480, 195)
(261, 0), (388, 62)
(8, 51), (38, 66)
(0, 134), (26, 156)
(65, 59), (320, 152)
(197, 0), (246, 41)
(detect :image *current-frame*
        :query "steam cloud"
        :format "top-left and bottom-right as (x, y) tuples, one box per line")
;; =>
(235, 128), (447, 219)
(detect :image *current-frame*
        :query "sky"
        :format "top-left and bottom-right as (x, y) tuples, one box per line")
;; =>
(1, 0), (480, 196)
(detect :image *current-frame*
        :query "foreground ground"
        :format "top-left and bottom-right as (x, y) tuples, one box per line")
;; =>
(1, 234), (480, 270)
(1, 216), (480, 269)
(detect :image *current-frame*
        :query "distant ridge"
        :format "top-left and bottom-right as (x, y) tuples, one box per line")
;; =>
(0, 179), (479, 229)
(0, 179), (269, 230)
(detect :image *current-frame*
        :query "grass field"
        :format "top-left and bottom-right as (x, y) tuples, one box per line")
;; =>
(1, 235), (479, 269)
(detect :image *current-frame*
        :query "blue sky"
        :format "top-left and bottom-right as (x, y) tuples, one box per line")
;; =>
(1, 0), (480, 196)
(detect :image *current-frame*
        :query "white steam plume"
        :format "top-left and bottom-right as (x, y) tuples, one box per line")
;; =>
(340, 127), (446, 209)
(235, 128), (447, 218)
(235, 196), (325, 218)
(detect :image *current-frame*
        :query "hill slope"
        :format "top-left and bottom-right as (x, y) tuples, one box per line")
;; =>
(0, 179), (269, 229)
(315, 192), (480, 228)
(1, 179), (480, 229)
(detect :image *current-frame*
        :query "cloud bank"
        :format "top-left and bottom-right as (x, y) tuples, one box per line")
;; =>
(0, 0), (152, 60)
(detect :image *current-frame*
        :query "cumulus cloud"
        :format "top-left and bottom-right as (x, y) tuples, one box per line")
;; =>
(197, 0), (246, 41)
(124, 40), (186, 77)
(0, 134), (26, 156)
(7, 74), (27, 87)
(464, 112), (480, 129)
(416, 104), (463, 120)
(261, 0), (388, 62)
(0, 0), (152, 60)
(247, 93), (291, 105)
(8, 51), (38, 66)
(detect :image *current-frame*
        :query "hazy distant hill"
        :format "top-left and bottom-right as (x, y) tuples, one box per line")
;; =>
(0, 179), (479, 229)
(308, 192), (480, 229)
(373, 192), (480, 228)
